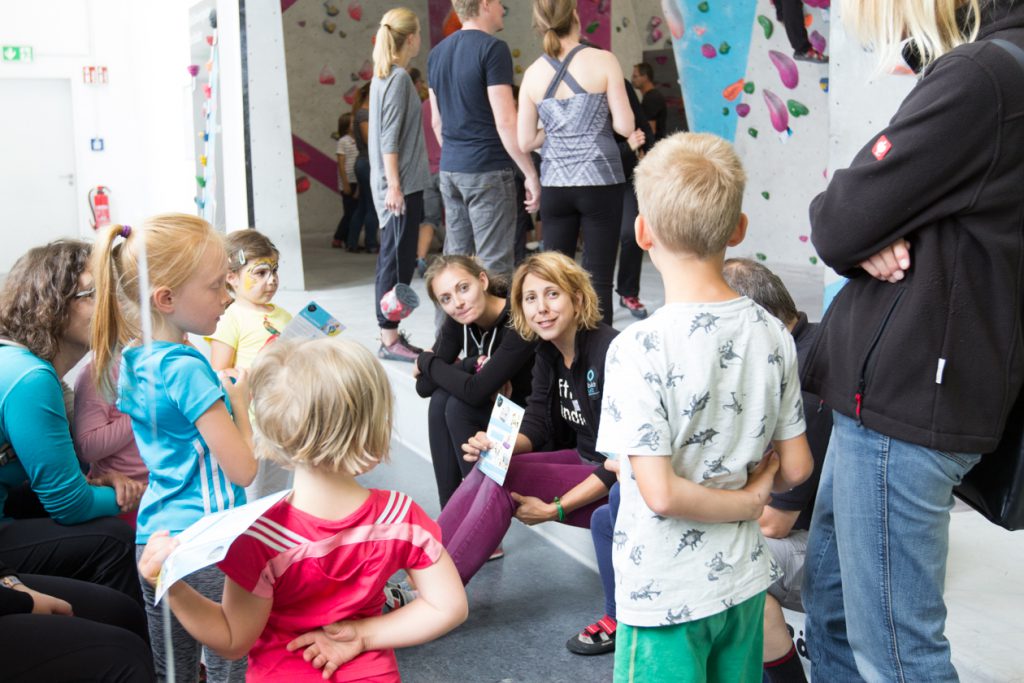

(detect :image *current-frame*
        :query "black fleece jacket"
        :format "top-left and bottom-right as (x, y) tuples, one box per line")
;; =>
(803, 2), (1024, 452)
(518, 324), (619, 488)
(415, 301), (537, 408)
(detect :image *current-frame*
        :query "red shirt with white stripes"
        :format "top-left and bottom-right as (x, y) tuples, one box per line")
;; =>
(218, 488), (443, 681)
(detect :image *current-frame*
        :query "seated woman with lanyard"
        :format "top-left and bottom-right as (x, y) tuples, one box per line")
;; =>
(416, 255), (537, 511)
(0, 240), (143, 604)
(437, 252), (617, 584)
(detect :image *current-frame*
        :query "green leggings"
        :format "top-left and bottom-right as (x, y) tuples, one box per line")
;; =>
(614, 591), (765, 683)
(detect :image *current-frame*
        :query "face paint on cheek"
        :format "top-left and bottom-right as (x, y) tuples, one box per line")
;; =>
(244, 259), (277, 291)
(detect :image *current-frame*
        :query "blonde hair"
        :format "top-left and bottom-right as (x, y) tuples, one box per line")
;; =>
(533, 0), (578, 58)
(633, 132), (746, 258)
(91, 214), (225, 394)
(843, 0), (982, 68)
(510, 252), (601, 341)
(452, 0), (483, 21)
(373, 8), (419, 79)
(248, 337), (393, 475)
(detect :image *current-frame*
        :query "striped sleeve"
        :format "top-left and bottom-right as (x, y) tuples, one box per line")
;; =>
(379, 492), (443, 571)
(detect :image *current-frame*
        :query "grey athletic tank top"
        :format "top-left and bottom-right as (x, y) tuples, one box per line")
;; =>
(537, 45), (625, 187)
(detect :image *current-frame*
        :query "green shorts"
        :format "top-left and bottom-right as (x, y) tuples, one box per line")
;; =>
(614, 591), (766, 683)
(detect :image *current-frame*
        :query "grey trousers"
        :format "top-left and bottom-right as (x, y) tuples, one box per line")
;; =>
(440, 168), (517, 277)
(137, 546), (248, 683)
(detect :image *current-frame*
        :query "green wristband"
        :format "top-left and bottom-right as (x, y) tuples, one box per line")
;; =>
(552, 496), (566, 522)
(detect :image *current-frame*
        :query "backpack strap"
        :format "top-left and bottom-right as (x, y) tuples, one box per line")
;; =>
(990, 38), (1024, 68)
(543, 44), (589, 99)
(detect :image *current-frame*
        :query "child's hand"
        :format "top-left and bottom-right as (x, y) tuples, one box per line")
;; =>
(90, 471), (145, 512)
(742, 451), (780, 518)
(461, 431), (493, 463)
(219, 368), (250, 412)
(137, 530), (179, 587)
(287, 622), (365, 680)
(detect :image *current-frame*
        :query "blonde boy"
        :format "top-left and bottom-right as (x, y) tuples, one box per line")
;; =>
(597, 133), (813, 682)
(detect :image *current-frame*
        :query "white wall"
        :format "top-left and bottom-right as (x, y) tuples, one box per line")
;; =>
(0, 0), (196, 242)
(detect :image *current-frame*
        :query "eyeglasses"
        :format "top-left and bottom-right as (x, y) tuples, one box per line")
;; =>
(73, 287), (95, 300)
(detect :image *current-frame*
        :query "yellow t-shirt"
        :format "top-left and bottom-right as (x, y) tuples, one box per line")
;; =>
(205, 303), (293, 369)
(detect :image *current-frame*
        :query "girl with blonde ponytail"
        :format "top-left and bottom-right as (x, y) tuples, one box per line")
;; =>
(368, 8), (431, 361)
(518, 0), (639, 326)
(91, 213), (255, 681)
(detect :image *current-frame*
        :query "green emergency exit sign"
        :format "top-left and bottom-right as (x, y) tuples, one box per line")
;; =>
(2, 46), (33, 63)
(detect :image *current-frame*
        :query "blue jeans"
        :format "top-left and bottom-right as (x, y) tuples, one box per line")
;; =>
(591, 481), (620, 619)
(803, 412), (980, 682)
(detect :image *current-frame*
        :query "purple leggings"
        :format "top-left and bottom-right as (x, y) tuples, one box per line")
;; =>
(437, 449), (608, 585)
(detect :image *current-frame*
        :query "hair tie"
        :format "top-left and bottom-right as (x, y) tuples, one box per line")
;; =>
(119, 225), (132, 238)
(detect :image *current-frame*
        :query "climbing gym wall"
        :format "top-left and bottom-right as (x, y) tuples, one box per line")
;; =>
(667, 0), (831, 266)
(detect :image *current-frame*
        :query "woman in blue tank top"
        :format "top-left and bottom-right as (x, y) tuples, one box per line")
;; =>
(517, 0), (643, 326)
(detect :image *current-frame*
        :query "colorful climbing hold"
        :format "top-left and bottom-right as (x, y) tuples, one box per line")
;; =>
(322, 19), (336, 34)
(809, 256), (819, 265)
(586, 20), (600, 34)
(736, 103), (751, 117)
(819, 77), (829, 92)
(319, 65), (336, 85)
(799, 235), (809, 242)
(294, 150), (311, 167)
(761, 191), (770, 200)
(757, 15), (774, 39)
(357, 59), (373, 81)
(324, 3), (339, 17)
(768, 50), (799, 89)
(348, 0), (362, 21)
(722, 78), (745, 101)
(649, 16), (662, 28)
(697, 1), (709, 12)
(787, 99), (809, 117)
(756, 253), (767, 261)
(187, 64), (199, 77)
(763, 90), (790, 132)
(722, 107), (730, 116)
(748, 128), (759, 138)
(743, 81), (755, 94)
(719, 41), (731, 54)
(701, 43), (717, 59)
(296, 176), (311, 194)
(694, 26), (706, 36)
(810, 30), (827, 55)
(512, 48), (521, 58)
(343, 84), (358, 105)
(196, 176), (207, 188)
(649, 28), (664, 43)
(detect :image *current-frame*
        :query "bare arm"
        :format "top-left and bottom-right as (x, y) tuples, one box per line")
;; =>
(516, 71), (546, 153)
(208, 339), (236, 372)
(428, 89), (443, 149)
(758, 506), (801, 540)
(771, 433), (813, 493)
(630, 453), (779, 522)
(488, 84), (540, 213)
(194, 371), (256, 486)
(603, 55), (634, 138)
(287, 551), (468, 678)
(382, 152), (404, 215)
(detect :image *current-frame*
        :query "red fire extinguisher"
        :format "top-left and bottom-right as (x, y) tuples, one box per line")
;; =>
(88, 186), (112, 229)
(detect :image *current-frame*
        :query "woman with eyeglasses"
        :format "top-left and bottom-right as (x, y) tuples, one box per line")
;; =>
(0, 241), (145, 604)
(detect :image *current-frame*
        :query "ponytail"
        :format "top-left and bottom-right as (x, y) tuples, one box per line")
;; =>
(373, 8), (420, 79)
(532, 0), (578, 59)
(91, 224), (134, 397)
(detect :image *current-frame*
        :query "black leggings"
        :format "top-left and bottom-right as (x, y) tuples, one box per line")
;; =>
(374, 192), (425, 330)
(616, 184), (643, 299)
(428, 389), (492, 509)
(0, 573), (154, 682)
(0, 515), (142, 606)
(541, 184), (625, 326)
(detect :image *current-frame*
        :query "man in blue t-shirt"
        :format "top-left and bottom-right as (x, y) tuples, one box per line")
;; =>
(427, 0), (540, 278)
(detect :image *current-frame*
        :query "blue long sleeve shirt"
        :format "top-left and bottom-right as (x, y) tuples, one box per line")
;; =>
(0, 345), (119, 523)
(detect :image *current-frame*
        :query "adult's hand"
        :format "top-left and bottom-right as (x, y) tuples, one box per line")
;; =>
(385, 185), (405, 216)
(14, 585), (74, 616)
(627, 128), (646, 152)
(461, 431), (493, 463)
(89, 471), (145, 512)
(860, 238), (911, 283)
(509, 492), (557, 525)
(523, 174), (541, 214)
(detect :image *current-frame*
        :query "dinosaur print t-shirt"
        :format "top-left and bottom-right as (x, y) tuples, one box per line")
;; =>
(596, 297), (806, 627)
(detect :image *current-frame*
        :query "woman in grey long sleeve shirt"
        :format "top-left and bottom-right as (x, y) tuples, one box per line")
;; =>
(369, 8), (431, 362)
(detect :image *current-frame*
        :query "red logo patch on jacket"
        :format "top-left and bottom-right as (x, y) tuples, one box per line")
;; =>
(872, 135), (892, 160)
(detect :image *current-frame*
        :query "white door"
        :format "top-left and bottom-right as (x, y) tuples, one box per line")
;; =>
(0, 78), (79, 274)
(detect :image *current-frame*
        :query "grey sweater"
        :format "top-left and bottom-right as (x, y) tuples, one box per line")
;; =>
(368, 65), (430, 224)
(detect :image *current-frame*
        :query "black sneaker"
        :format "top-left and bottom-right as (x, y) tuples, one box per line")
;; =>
(566, 615), (617, 656)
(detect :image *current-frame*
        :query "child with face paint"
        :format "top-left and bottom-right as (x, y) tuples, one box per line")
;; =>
(207, 230), (292, 372)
